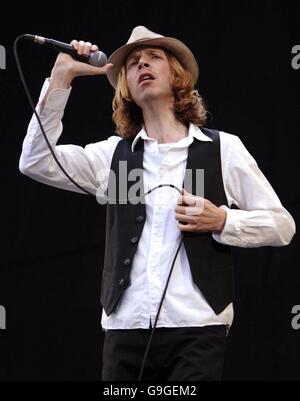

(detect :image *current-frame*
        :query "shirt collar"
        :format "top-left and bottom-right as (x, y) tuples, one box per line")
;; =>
(131, 123), (213, 152)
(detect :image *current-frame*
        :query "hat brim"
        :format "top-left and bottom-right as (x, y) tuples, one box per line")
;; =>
(106, 37), (199, 89)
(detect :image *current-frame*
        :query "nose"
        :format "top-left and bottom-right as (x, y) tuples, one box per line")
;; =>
(138, 59), (150, 69)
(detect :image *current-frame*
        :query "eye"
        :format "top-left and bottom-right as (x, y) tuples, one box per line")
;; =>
(127, 59), (138, 68)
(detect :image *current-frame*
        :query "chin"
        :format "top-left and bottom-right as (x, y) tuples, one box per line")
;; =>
(139, 89), (162, 103)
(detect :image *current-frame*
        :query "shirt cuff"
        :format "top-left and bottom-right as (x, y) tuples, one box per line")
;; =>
(38, 78), (72, 111)
(212, 206), (244, 246)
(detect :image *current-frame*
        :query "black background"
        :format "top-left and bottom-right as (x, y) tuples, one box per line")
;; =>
(0, 0), (299, 381)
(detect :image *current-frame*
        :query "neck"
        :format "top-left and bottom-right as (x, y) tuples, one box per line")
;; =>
(142, 100), (188, 144)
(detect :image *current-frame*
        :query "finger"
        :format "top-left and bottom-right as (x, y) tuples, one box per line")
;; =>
(102, 63), (114, 73)
(182, 189), (193, 197)
(70, 40), (79, 50)
(82, 41), (92, 56)
(77, 62), (114, 77)
(182, 195), (197, 206)
(91, 44), (99, 52)
(185, 206), (203, 216)
(177, 222), (195, 232)
(176, 205), (203, 216)
(181, 190), (205, 206)
(175, 205), (186, 214)
(177, 194), (195, 205)
(177, 195), (184, 205)
(175, 213), (195, 224)
(94, 62), (114, 73)
(185, 196), (205, 210)
(176, 205), (200, 214)
(77, 40), (86, 55)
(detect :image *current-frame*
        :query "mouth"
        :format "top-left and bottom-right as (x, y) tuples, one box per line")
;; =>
(138, 72), (155, 86)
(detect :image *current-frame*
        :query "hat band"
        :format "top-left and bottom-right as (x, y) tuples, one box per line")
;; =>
(128, 36), (163, 45)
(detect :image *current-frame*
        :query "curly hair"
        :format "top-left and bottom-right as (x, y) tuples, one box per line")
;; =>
(112, 49), (207, 139)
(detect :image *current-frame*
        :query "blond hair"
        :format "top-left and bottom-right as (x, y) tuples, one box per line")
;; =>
(112, 50), (207, 139)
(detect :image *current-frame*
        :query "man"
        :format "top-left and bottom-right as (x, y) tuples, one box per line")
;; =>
(19, 26), (295, 381)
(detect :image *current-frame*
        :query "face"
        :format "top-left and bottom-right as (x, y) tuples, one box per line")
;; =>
(125, 46), (174, 107)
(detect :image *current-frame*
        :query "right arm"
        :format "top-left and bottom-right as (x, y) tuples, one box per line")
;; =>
(40, 40), (113, 107)
(19, 40), (120, 195)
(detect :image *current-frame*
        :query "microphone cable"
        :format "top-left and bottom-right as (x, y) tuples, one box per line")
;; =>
(14, 34), (185, 382)
(137, 236), (183, 381)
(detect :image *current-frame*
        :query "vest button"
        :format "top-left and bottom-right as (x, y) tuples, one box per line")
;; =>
(123, 258), (131, 266)
(136, 215), (145, 223)
(118, 278), (126, 286)
(130, 236), (139, 244)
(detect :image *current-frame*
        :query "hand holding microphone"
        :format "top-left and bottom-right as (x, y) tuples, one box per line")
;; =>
(23, 34), (114, 105)
(24, 34), (114, 89)
(51, 39), (113, 84)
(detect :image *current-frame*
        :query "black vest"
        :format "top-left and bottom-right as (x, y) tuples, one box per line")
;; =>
(100, 128), (235, 316)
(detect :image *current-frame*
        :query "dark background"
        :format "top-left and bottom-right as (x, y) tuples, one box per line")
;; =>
(0, 0), (299, 381)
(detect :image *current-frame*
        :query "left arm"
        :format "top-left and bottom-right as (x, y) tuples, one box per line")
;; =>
(176, 132), (296, 247)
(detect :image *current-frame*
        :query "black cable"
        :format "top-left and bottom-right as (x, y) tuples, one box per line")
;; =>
(137, 236), (184, 381)
(102, 183), (182, 205)
(14, 35), (185, 382)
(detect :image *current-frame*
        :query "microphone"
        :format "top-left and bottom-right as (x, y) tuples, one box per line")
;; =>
(24, 34), (108, 67)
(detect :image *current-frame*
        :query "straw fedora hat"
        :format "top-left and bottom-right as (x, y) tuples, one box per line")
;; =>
(106, 26), (199, 89)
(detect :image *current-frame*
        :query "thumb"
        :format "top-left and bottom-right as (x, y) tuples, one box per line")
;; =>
(103, 63), (114, 73)
(90, 62), (114, 75)
(182, 188), (192, 197)
(99, 62), (114, 76)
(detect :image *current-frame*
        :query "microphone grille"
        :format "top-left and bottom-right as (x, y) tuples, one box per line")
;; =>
(90, 50), (107, 67)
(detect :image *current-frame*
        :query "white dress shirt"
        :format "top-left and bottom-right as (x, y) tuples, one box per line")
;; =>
(19, 79), (296, 330)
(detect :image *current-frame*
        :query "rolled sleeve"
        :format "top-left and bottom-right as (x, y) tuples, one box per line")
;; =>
(40, 79), (72, 111)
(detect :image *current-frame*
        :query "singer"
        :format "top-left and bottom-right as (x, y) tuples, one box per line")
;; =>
(19, 26), (296, 381)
